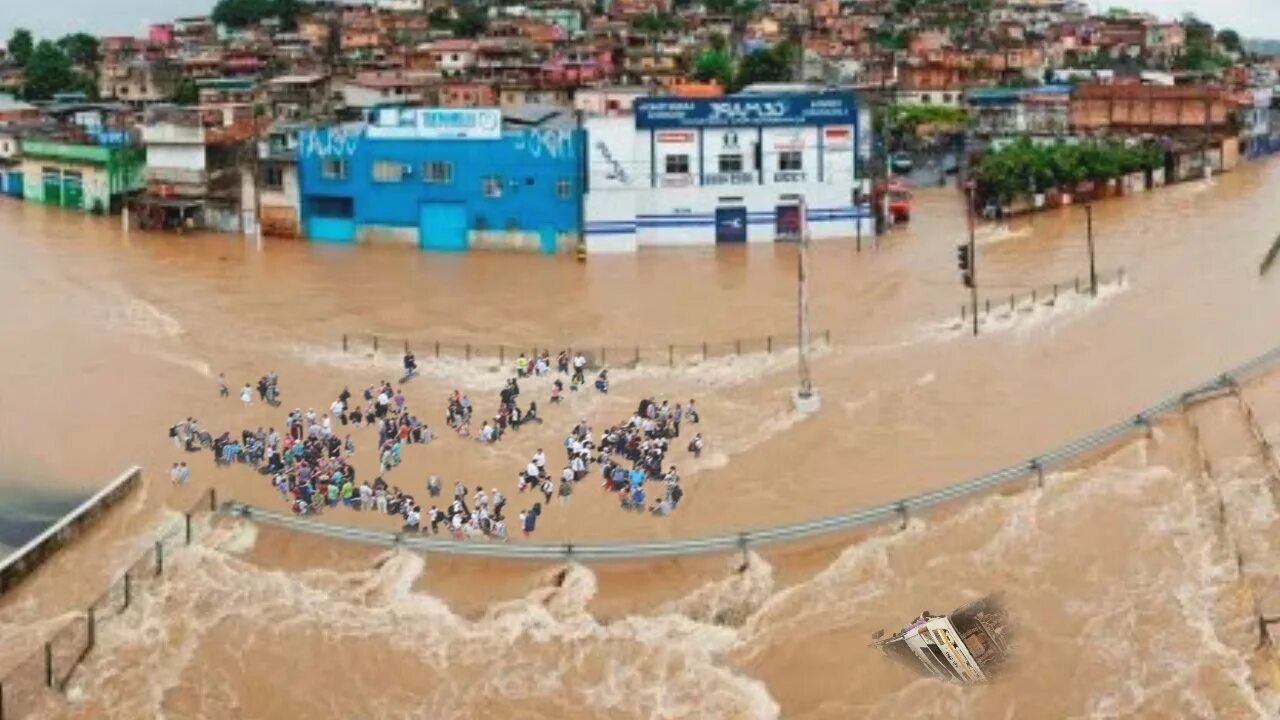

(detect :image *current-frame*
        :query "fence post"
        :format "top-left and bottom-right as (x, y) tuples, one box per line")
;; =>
(668, 345), (674, 367)
(185, 513), (192, 545)
(465, 343), (471, 361)
(897, 502), (909, 530)
(1119, 267), (1126, 284)
(1053, 283), (1058, 301)
(154, 540), (163, 577)
(634, 346), (640, 366)
(1031, 289), (1037, 304)
(210, 487), (217, 513)
(342, 334), (348, 353)
(403, 339), (409, 354)
(702, 341), (708, 361)
(961, 304), (966, 323)
(123, 572), (131, 611)
(735, 339), (742, 355)
(44, 643), (53, 688)
(738, 532), (749, 568)
(373, 335), (379, 353)
(985, 298), (991, 314)
(767, 335), (773, 353)
(1009, 294), (1014, 312)
(1, 678), (5, 720)
(499, 345), (505, 365)
(434, 340), (440, 358)
(1031, 459), (1045, 488)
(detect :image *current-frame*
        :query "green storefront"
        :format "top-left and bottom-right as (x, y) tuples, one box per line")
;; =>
(19, 139), (145, 214)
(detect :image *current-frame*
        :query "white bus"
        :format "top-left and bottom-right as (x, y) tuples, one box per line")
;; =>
(870, 595), (1011, 685)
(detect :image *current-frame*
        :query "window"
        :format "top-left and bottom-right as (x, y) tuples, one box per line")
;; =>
(718, 154), (744, 173)
(921, 94), (932, 104)
(779, 151), (803, 172)
(423, 161), (454, 184)
(263, 166), (285, 191)
(321, 159), (346, 180)
(372, 160), (407, 183)
(482, 175), (503, 198)
(942, 93), (953, 103)
(556, 177), (573, 199)
(664, 154), (690, 175)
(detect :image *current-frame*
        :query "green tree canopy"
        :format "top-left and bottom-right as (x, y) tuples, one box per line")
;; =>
(56, 33), (99, 68)
(974, 138), (1164, 204)
(451, 2), (489, 38)
(212, 0), (303, 29)
(22, 40), (74, 100)
(1217, 28), (1242, 54)
(7, 28), (34, 67)
(733, 41), (797, 89)
(630, 11), (680, 35)
(171, 77), (199, 105)
(692, 49), (731, 87)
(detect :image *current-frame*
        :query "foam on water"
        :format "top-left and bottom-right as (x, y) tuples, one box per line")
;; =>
(106, 296), (186, 340)
(974, 223), (1032, 248)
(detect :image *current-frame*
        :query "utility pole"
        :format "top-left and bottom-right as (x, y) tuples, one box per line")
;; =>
(966, 180), (979, 336)
(1086, 202), (1097, 297)
(575, 108), (587, 262)
(794, 201), (819, 413)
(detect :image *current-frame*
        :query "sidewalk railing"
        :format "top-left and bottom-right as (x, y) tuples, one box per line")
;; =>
(222, 338), (1280, 562)
(956, 267), (1126, 327)
(338, 330), (834, 369)
(0, 487), (219, 720)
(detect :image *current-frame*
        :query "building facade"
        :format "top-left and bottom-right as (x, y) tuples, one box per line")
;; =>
(583, 91), (870, 252)
(297, 108), (582, 252)
(19, 137), (144, 214)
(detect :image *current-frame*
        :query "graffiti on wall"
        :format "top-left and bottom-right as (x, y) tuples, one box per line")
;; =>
(594, 141), (632, 186)
(299, 127), (361, 159)
(513, 128), (576, 160)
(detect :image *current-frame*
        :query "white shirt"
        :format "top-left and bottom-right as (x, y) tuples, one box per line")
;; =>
(574, 355), (585, 368)
(570, 457), (585, 474)
(330, 400), (344, 416)
(240, 388), (252, 402)
(561, 467), (575, 483)
(533, 451), (545, 468)
(526, 462), (540, 478)
(377, 393), (389, 407)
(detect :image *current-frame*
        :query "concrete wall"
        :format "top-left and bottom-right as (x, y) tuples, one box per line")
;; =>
(584, 115), (871, 252)
(0, 467), (141, 595)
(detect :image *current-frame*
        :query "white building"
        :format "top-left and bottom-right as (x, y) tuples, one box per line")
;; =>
(584, 91), (872, 252)
(574, 86), (650, 117)
(375, 0), (425, 10)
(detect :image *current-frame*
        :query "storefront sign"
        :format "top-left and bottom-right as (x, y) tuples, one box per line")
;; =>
(368, 108), (502, 140)
(635, 93), (856, 129)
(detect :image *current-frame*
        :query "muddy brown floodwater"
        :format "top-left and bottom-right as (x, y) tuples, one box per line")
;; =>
(4, 161), (1280, 718)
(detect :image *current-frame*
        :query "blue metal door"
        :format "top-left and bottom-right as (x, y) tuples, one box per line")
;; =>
(715, 206), (747, 243)
(419, 202), (468, 251)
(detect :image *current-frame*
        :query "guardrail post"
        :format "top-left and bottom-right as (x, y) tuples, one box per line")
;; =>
(1031, 459), (1044, 488)
(465, 343), (471, 361)
(668, 345), (674, 367)
(961, 304), (966, 323)
(564, 543), (574, 559)
(373, 335), (379, 353)
(985, 299), (991, 315)
(44, 643), (52, 688)
(154, 540), (163, 577)
(1075, 276), (1080, 293)
(342, 334), (348, 353)
(897, 502), (908, 530)
(123, 572), (131, 610)
(767, 335), (773, 353)
(403, 339), (409, 354)
(1031, 289), (1037, 305)
(634, 346), (640, 366)
(1009, 294), (1014, 312)
(185, 513), (192, 545)
(738, 532), (749, 568)
(702, 342), (708, 361)
(1053, 283), (1058, 301)
(735, 339), (742, 355)
(434, 340), (440, 358)
(1118, 267), (1126, 284)
(209, 487), (217, 513)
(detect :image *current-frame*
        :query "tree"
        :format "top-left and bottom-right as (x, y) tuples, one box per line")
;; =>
(171, 77), (199, 105)
(630, 11), (679, 35)
(56, 33), (99, 69)
(1217, 28), (1242, 54)
(22, 40), (74, 100)
(7, 28), (34, 67)
(212, 0), (301, 29)
(733, 41), (797, 90)
(692, 49), (732, 87)
(451, 2), (489, 38)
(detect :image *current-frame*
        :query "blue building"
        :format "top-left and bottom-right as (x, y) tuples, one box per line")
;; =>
(297, 107), (583, 252)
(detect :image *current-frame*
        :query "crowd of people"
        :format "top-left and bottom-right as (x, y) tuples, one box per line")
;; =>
(177, 353), (708, 540)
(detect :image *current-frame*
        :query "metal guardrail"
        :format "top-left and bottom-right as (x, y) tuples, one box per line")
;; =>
(338, 331), (833, 369)
(222, 341), (1280, 562)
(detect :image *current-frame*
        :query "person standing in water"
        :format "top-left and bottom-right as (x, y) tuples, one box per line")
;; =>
(240, 384), (253, 407)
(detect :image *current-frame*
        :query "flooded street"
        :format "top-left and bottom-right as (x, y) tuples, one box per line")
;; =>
(5, 158), (1280, 717)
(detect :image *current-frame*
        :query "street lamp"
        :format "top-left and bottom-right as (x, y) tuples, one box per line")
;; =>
(793, 201), (820, 413)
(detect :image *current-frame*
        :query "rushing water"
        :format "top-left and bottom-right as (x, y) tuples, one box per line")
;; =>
(4, 161), (1280, 716)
